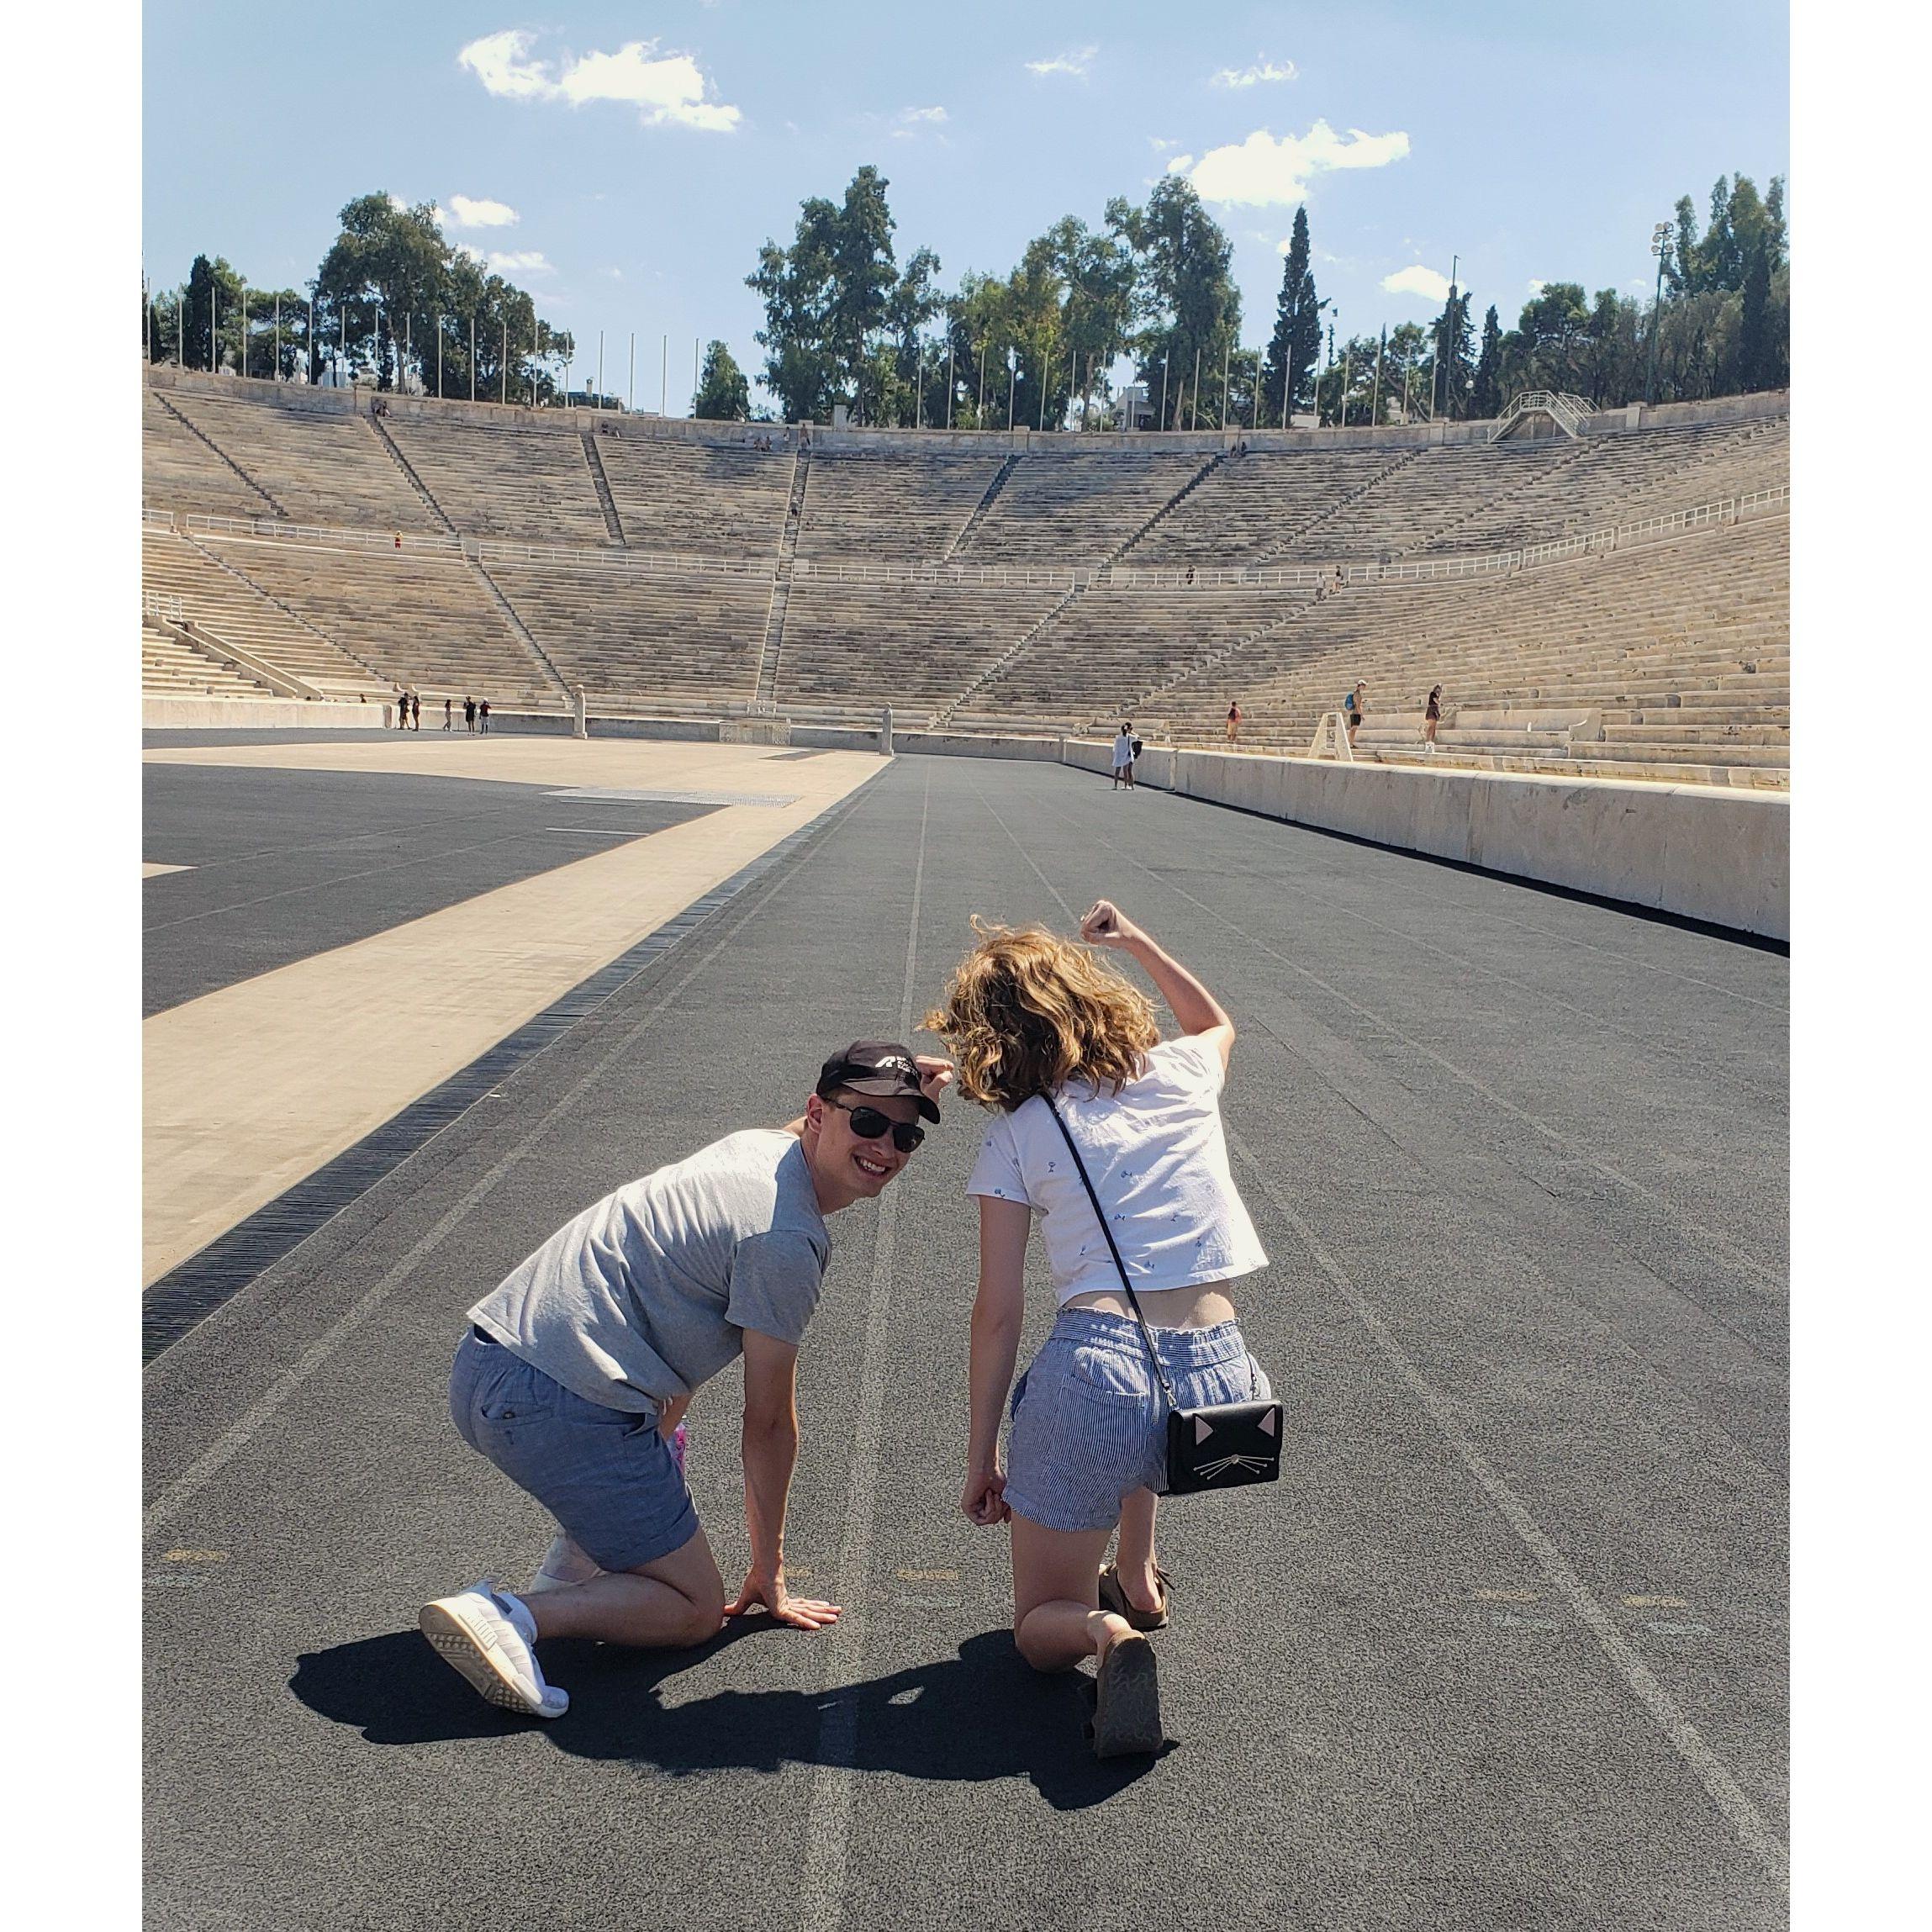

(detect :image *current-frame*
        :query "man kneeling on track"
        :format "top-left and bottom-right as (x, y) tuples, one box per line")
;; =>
(420, 1042), (953, 1718)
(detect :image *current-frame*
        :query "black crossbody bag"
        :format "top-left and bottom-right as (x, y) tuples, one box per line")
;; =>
(1044, 1096), (1281, 1495)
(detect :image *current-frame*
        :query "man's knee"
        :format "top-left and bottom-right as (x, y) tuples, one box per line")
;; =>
(678, 1596), (726, 1646)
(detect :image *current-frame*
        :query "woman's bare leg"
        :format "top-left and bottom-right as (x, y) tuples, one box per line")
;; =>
(1011, 1515), (1130, 1673)
(1111, 1487), (1166, 1615)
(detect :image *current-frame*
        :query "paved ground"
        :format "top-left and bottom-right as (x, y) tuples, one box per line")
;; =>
(143, 752), (1788, 1931)
(143, 765), (714, 1013)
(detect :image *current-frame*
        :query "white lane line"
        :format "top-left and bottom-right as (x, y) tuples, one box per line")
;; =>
(543, 826), (647, 837)
(796, 768), (930, 1932)
(142, 793), (866, 1539)
(1225, 1126), (1789, 1892)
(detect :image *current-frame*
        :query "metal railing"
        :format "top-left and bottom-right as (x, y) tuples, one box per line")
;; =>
(1490, 391), (1595, 441)
(142, 591), (184, 626)
(140, 481), (1787, 596)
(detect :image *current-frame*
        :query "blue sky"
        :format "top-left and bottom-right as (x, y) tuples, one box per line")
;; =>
(144, 2), (1788, 410)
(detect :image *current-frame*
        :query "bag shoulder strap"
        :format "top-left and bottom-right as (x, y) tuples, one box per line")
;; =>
(1042, 1095), (1180, 1410)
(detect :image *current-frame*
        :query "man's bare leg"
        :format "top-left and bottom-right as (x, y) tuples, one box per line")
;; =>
(526, 1523), (726, 1650)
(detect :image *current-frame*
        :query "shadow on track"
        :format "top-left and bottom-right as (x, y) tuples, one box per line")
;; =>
(290, 1623), (1168, 1811)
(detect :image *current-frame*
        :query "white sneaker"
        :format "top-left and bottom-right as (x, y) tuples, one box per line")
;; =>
(419, 1579), (568, 1718)
(525, 1533), (606, 1596)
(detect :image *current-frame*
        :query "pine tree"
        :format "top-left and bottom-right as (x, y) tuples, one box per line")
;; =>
(1261, 206), (1322, 427)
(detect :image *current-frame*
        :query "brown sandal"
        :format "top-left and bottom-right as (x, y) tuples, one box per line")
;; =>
(1097, 1560), (1171, 1631)
(1091, 1631), (1164, 1758)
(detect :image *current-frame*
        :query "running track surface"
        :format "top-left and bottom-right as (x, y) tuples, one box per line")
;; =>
(144, 752), (1788, 1931)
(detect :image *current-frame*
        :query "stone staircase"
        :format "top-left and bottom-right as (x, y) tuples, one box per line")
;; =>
(942, 454), (1019, 561)
(934, 452), (1233, 726)
(582, 433), (627, 544)
(369, 414), (457, 533)
(1248, 446), (1425, 566)
(156, 394), (286, 520)
(1416, 438), (1595, 555)
(468, 556), (573, 702)
(754, 444), (812, 708)
(1111, 452), (1227, 564)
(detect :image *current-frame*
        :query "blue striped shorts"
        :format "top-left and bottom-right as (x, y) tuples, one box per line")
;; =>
(1003, 1308), (1273, 1533)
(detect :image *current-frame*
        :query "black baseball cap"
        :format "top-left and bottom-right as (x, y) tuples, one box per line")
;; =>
(817, 1041), (940, 1122)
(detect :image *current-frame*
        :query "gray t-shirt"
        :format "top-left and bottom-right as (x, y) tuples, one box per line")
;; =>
(467, 1128), (829, 1413)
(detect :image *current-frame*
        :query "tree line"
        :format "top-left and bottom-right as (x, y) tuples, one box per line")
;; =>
(147, 172), (1787, 427)
(145, 194), (576, 404)
(731, 166), (1787, 428)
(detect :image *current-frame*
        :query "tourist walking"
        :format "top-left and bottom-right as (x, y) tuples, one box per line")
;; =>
(926, 902), (1275, 1758)
(1423, 685), (1442, 752)
(1226, 702), (1241, 745)
(444, 697), (454, 732)
(1111, 723), (1136, 790)
(463, 696), (476, 733)
(409, 692), (421, 731)
(420, 1043), (954, 1718)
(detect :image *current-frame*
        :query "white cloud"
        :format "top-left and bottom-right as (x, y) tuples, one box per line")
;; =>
(1148, 135), (1180, 151)
(452, 243), (487, 266)
(1383, 264), (1450, 301)
(900, 104), (947, 124)
(1210, 58), (1297, 88)
(1176, 119), (1410, 206)
(488, 250), (552, 274)
(457, 29), (742, 131)
(444, 194), (520, 230)
(1026, 45), (1097, 78)
(1527, 278), (1547, 295)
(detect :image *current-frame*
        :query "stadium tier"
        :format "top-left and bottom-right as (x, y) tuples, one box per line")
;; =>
(141, 372), (1787, 784)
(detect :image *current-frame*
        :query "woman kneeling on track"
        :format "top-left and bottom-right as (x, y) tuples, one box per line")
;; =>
(926, 900), (1273, 1757)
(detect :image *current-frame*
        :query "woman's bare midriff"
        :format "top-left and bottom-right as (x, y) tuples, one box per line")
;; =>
(1063, 1280), (1238, 1329)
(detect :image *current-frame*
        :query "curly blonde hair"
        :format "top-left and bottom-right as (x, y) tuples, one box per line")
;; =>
(924, 917), (1159, 1111)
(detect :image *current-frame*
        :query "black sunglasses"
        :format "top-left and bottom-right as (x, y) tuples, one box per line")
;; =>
(824, 1095), (924, 1153)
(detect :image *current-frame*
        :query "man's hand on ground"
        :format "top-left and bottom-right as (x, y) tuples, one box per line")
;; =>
(727, 1565), (843, 1630)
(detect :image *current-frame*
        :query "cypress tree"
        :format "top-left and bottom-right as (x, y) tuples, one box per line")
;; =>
(1471, 304), (1504, 420)
(1262, 206), (1322, 426)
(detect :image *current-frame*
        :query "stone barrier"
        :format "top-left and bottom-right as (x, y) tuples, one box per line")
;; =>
(142, 697), (390, 731)
(1061, 739), (1788, 940)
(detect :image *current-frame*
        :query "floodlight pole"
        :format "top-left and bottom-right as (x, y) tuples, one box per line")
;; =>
(1371, 327), (1385, 425)
(470, 316), (477, 402)
(693, 336), (699, 413)
(275, 296), (281, 381)
(1158, 345), (1169, 432)
(1007, 351), (1016, 430)
(976, 344), (986, 425)
(210, 284), (217, 372)
(180, 289), (187, 367)
(946, 340), (954, 429)
(1220, 337), (1231, 430)
(435, 317), (441, 399)
(916, 342), (923, 430)
(661, 335), (668, 415)
(629, 332), (636, 412)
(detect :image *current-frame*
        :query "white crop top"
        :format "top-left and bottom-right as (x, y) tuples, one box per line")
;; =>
(965, 1034), (1268, 1306)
